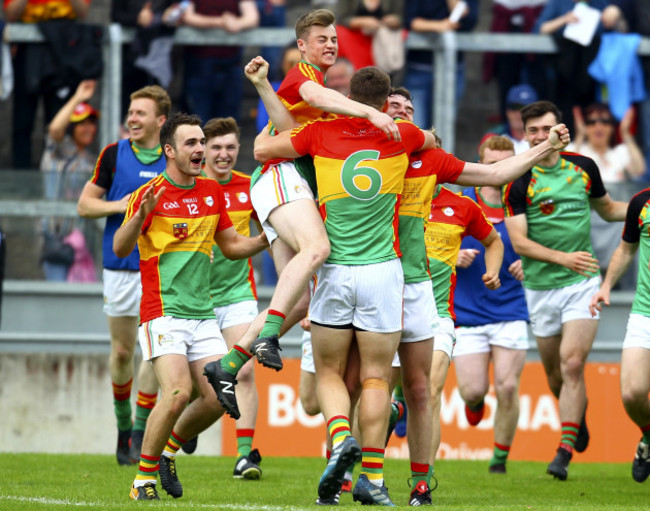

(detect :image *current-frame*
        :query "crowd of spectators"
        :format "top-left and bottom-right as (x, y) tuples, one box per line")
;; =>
(2, 0), (650, 283)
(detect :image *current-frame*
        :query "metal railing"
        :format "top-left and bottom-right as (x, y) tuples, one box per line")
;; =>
(6, 23), (650, 155)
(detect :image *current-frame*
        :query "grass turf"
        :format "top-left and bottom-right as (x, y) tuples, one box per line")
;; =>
(0, 454), (646, 509)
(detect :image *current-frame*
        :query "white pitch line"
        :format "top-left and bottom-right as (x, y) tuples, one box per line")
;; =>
(0, 495), (315, 510)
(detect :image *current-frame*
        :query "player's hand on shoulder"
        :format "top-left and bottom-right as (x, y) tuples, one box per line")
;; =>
(548, 123), (570, 150)
(369, 110), (401, 142)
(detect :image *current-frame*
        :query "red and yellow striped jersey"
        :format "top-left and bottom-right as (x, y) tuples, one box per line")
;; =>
(123, 172), (232, 323)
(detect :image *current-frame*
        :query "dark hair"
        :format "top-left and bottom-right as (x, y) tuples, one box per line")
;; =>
(521, 100), (562, 128)
(160, 113), (202, 160)
(130, 85), (172, 118)
(583, 102), (613, 120)
(350, 67), (390, 109)
(203, 117), (240, 142)
(388, 86), (412, 103)
(295, 9), (336, 41)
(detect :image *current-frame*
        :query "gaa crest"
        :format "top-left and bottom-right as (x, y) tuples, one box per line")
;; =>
(173, 223), (188, 239)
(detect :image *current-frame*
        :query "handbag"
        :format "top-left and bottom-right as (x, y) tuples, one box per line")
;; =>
(42, 230), (75, 267)
(372, 26), (405, 74)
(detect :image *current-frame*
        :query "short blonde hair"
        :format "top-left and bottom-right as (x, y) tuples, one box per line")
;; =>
(130, 85), (171, 118)
(478, 135), (515, 161)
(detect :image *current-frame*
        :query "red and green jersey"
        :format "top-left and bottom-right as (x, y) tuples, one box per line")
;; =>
(5, 0), (89, 22)
(123, 172), (233, 323)
(210, 170), (258, 307)
(291, 116), (425, 265)
(399, 148), (464, 283)
(622, 188), (650, 316)
(425, 186), (493, 320)
(502, 152), (607, 290)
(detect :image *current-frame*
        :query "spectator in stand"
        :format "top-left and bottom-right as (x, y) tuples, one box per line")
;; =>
(534, 0), (622, 133)
(180, 0), (259, 123)
(4, 0), (90, 169)
(483, 0), (548, 123)
(404, 0), (479, 130)
(335, 0), (404, 72)
(568, 102), (645, 287)
(40, 79), (99, 282)
(484, 84), (540, 155)
(255, 0), (287, 82)
(111, 1), (175, 120)
(326, 57), (355, 96)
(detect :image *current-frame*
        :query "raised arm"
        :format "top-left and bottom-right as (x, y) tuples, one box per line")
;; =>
(505, 213), (599, 276)
(48, 80), (96, 143)
(455, 124), (570, 187)
(113, 185), (165, 258)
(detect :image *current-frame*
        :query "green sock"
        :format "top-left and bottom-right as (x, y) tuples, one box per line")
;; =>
(112, 379), (132, 432)
(258, 309), (285, 339)
(220, 345), (252, 376)
(410, 462), (429, 486)
(133, 391), (157, 432)
(642, 425), (650, 444)
(428, 465), (435, 486)
(236, 428), (254, 458)
(490, 443), (510, 467)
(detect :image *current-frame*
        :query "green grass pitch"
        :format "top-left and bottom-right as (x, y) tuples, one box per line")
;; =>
(0, 454), (646, 509)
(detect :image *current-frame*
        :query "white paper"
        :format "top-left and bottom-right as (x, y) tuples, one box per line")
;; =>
(563, 2), (600, 47)
(449, 1), (467, 24)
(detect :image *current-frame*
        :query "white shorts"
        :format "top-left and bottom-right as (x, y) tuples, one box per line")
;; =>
(433, 316), (455, 360)
(525, 277), (601, 337)
(103, 269), (141, 317)
(453, 320), (529, 357)
(300, 330), (315, 374)
(309, 259), (404, 333)
(138, 316), (227, 362)
(623, 314), (650, 350)
(250, 161), (315, 245)
(401, 281), (439, 343)
(213, 300), (258, 331)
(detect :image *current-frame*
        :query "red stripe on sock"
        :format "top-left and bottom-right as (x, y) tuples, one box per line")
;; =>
(559, 443), (574, 453)
(494, 443), (510, 452)
(234, 345), (253, 358)
(327, 415), (349, 428)
(561, 422), (580, 430)
(411, 462), (429, 473)
(642, 424), (650, 433)
(237, 429), (255, 438)
(170, 430), (187, 445)
(268, 309), (286, 320)
(140, 454), (160, 462)
(362, 447), (385, 454)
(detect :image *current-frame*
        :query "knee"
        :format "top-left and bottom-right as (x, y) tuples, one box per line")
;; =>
(238, 361), (255, 384)
(165, 389), (192, 417)
(561, 355), (585, 381)
(304, 239), (330, 268)
(461, 385), (487, 406)
(495, 380), (518, 406)
(621, 382), (646, 409)
(111, 343), (135, 366)
(403, 378), (431, 412)
(300, 392), (321, 416)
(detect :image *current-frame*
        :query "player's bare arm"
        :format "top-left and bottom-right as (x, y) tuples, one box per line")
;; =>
(480, 228), (503, 290)
(455, 124), (570, 187)
(590, 194), (629, 223)
(254, 129), (302, 162)
(113, 185), (165, 258)
(245, 57), (300, 132)
(77, 181), (132, 219)
(505, 214), (599, 276)
(215, 226), (268, 260)
(589, 240), (638, 316)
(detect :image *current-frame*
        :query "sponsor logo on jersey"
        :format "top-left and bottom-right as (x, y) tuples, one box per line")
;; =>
(163, 201), (180, 210)
(204, 196), (214, 207)
(183, 198), (197, 203)
(173, 223), (189, 239)
(140, 171), (158, 179)
(443, 207), (454, 217)
(411, 160), (423, 169)
(540, 199), (555, 215)
(237, 192), (248, 203)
